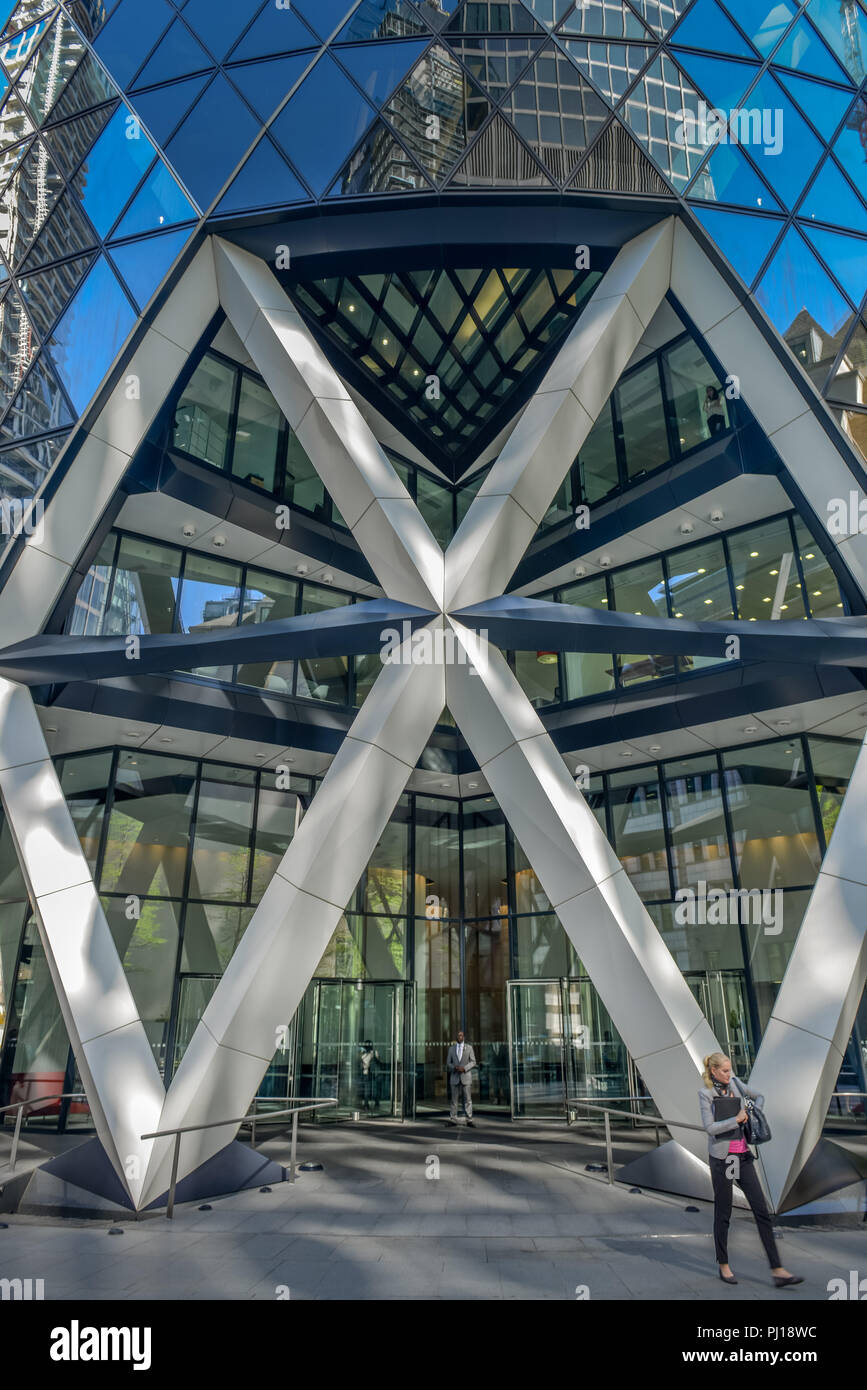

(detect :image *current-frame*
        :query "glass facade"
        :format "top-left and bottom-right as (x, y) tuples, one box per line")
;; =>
(1, 732), (863, 1120)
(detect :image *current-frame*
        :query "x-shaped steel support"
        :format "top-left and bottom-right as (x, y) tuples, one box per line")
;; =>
(1, 221), (865, 1211)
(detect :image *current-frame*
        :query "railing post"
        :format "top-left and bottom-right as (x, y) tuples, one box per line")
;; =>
(604, 1110), (614, 1185)
(166, 1132), (182, 1221)
(9, 1103), (24, 1173)
(290, 1109), (299, 1184)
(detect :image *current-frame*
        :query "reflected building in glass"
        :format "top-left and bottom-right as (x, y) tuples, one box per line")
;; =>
(0, 0), (865, 1171)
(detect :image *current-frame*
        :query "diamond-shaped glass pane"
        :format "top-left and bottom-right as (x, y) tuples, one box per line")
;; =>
(338, 0), (429, 41)
(445, 1), (543, 33)
(15, 12), (88, 125)
(47, 253), (135, 412)
(383, 42), (491, 186)
(622, 54), (707, 190)
(271, 53), (379, 196)
(671, 0), (757, 58)
(691, 205), (782, 285)
(131, 17), (213, 90)
(569, 116), (670, 192)
(499, 43), (608, 181)
(688, 143), (781, 211)
(558, 1), (649, 37)
(1, 351), (73, 440)
(805, 0), (867, 83)
(93, 0), (174, 89)
(629, 0), (691, 38)
(44, 103), (115, 178)
(448, 36), (541, 100)
(798, 154), (867, 231)
(561, 40), (650, 103)
(17, 253), (95, 337)
(772, 12), (852, 82)
(718, 0), (797, 56)
(327, 116), (432, 196)
(448, 109), (553, 184)
(109, 227), (193, 311)
(756, 225), (854, 350)
(0, 137), (64, 266)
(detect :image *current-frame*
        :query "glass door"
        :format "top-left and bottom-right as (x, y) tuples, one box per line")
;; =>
(686, 970), (753, 1074)
(508, 978), (630, 1118)
(508, 980), (569, 1118)
(309, 979), (412, 1120)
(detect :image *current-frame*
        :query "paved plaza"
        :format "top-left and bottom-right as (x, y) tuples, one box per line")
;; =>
(1, 1120), (862, 1301)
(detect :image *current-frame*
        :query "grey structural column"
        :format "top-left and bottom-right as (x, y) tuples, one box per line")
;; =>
(0, 679), (166, 1207)
(749, 727), (867, 1210)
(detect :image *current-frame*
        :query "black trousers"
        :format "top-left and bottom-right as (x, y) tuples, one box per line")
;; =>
(710, 1152), (780, 1267)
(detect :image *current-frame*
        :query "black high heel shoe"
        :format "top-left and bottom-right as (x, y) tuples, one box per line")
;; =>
(719, 1270), (738, 1285)
(773, 1274), (804, 1288)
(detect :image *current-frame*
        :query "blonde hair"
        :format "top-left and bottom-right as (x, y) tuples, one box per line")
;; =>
(702, 1052), (729, 1088)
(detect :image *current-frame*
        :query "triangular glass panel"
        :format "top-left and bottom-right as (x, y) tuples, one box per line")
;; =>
(733, 72), (822, 210)
(179, 0), (263, 64)
(687, 143), (781, 212)
(447, 36), (542, 102)
(568, 117), (670, 193)
(805, 0), (867, 83)
(1, 2), (53, 40)
(47, 254), (136, 414)
(499, 42), (608, 182)
(558, 1), (650, 37)
(670, 0), (757, 58)
(629, 0), (691, 37)
(271, 54), (380, 198)
(621, 54), (707, 190)
(228, 3), (319, 62)
(108, 228), (193, 312)
(826, 316), (867, 403)
(111, 162), (198, 240)
(718, 0), (796, 56)
(65, 2), (105, 43)
(125, 74), (210, 149)
(0, 135), (32, 198)
(802, 225), (867, 309)
(756, 225), (853, 341)
(831, 97), (867, 204)
(338, 0), (430, 41)
(325, 117), (433, 197)
(216, 136), (311, 212)
(771, 13), (852, 83)
(44, 51), (117, 126)
(691, 206), (783, 286)
(131, 17), (213, 90)
(44, 103), (115, 179)
(0, 82), (34, 144)
(798, 155), (867, 233)
(776, 71), (855, 142)
(445, 1), (544, 33)
(14, 10), (87, 125)
(520, 0), (572, 25)
(1, 16), (51, 80)
(414, 0), (461, 29)
(0, 284), (38, 410)
(93, 0), (174, 89)
(291, 0), (361, 41)
(0, 137), (65, 268)
(0, 352), (74, 441)
(17, 253), (96, 338)
(20, 187), (98, 270)
(671, 52), (758, 112)
(73, 105), (156, 238)
(165, 73), (258, 208)
(0, 432), (69, 496)
(226, 53), (313, 124)
(561, 40), (651, 104)
(382, 44), (491, 186)
(334, 39), (431, 106)
(447, 110), (554, 185)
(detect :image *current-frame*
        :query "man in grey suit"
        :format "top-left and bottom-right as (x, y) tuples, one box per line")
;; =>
(446, 1031), (476, 1126)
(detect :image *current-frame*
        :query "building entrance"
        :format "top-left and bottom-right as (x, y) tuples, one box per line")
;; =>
(507, 978), (631, 1119)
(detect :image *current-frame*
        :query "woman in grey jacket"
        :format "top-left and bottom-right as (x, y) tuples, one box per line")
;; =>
(699, 1052), (803, 1287)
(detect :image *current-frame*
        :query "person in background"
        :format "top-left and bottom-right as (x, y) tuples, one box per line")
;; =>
(703, 384), (727, 437)
(446, 1030), (477, 1127)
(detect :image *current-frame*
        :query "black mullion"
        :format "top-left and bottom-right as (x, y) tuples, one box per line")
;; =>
(95, 529), (121, 634)
(291, 577), (304, 697)
(224, 361), (244, 479)
(605, 569), (620, 691)
(800, 732), (829, 859)
(717, 747), (763, 1052)
(656, 757), (678, 903)
(720, 529), (741, 621)
(609, 381), (627, 492)
(93, 744), (121, 890)
(788, 512), (813, 618)
(244, 766), (261, 907)
(0, 901), (33, 1102)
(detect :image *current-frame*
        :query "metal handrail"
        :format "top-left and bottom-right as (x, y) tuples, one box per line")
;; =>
(566, 1095), (707, 1186)
(141, 1096), (337, 1218)
(0, 1092), (87, 1173)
